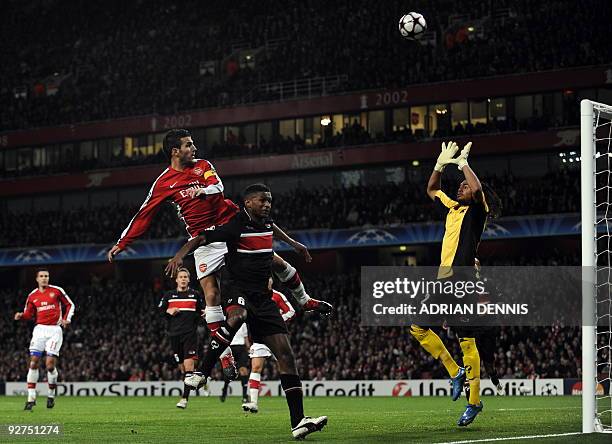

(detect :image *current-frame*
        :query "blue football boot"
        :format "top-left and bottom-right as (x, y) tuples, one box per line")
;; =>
(458, 401), (483, 426)
(450, 367), (466, 401)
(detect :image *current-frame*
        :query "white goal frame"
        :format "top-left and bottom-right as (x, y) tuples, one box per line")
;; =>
(581, 99), (612, 434)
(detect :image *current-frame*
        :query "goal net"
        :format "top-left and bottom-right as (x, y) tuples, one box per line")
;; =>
(582, 99), (612, 433)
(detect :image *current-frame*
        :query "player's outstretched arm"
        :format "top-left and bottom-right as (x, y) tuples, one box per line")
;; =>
(110, 177), (169, 262)
(165, 236), (206, 277)
(455, 142), (483, 203)
(426, 170), (442, 201)
(17, 297), (36, 321)
(107, 245), (123, 263)
(272, 223), (312, 262)
(166, 217), (240, 276)
(427, 141), (459, 200)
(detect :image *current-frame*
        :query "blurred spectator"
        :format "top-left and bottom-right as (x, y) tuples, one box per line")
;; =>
(0, 118), (529, 180)
(0, 260), (585, 383)
(0, 0), (609, 131)
(0, 169), (580, 247)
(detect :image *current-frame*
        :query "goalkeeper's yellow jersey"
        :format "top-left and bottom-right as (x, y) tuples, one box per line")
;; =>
(434, 190), (489, 279)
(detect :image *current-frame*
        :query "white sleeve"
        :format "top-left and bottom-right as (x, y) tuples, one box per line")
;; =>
(52, 285), (75, 322)
(201, 161), (224, 195)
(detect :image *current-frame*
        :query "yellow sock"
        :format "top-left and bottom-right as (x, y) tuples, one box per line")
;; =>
(410, 325), (460, 378)
(459, 337), (481, 405)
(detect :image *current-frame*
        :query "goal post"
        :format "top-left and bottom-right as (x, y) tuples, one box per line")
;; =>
(581, 99), (612, 434)
(581, 99), (597, 434)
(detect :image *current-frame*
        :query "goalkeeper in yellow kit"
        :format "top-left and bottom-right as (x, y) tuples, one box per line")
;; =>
(410, 140), (488, 426)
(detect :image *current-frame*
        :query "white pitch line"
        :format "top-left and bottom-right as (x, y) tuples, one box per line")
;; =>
(435, 432), (582, 444)
(495, 406), (580, 412)
(409, 406), (580, 414)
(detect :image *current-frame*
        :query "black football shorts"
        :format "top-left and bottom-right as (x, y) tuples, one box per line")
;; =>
(169, 331), (199, 363)
(224, 288), (287, 343)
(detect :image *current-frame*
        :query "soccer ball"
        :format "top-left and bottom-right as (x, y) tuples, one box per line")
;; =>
(399, 12), (427, 40)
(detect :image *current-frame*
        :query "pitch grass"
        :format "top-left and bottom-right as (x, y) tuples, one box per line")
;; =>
(0, 396), (609, 443)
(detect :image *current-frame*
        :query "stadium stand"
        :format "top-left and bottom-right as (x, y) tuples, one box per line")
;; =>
(0, 169), (578, 247)
(1, 0), (608, 131)
(0, 264), (583, 383)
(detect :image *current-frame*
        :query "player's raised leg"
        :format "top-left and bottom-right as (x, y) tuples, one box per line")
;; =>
(185, 304), (247, 388)
(199, 273), (237, 380)
(220, 342), (251, 403)
(410, 325), (465, 401)
(271, 255), (332, 315)
(263, 333), (327, 439)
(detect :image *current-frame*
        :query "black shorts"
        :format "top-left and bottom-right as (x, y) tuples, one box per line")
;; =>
(169, 331), (199, 364)
(224, 288), (287, 343)
(231, 344), (250, 368)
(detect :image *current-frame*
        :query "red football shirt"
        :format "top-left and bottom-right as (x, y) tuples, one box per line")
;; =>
(116, 159), (239, 249)
(22, 285), (75, 326)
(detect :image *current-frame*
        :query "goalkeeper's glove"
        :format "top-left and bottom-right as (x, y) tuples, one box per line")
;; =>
(456, 142), (472, 170)
(434, 141), (459, 172)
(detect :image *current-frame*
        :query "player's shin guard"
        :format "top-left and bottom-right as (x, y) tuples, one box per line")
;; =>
(47, 368), (58, 398)
(249, 372), (261, 405)
(280, 374), (304, 428)
(27, 368), (39, 402)
(274, 263), (309, 306)
(459, 337), (481, 405)
(410, 325), (460, 378)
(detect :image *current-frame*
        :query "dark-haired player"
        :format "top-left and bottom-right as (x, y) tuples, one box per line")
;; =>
(14, 268), (75, 410)
(166, 184), (329, 439)
(158, 267), (205, 409)
(107, 129), (328, 379)
(411, 141), (488, 426)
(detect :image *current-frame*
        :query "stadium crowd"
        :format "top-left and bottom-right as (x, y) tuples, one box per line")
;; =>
(0, 169), (579, 247)
(1, 0), (608, 131)
(0, 268), (584, 384)
(1, 113), (570, 180)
